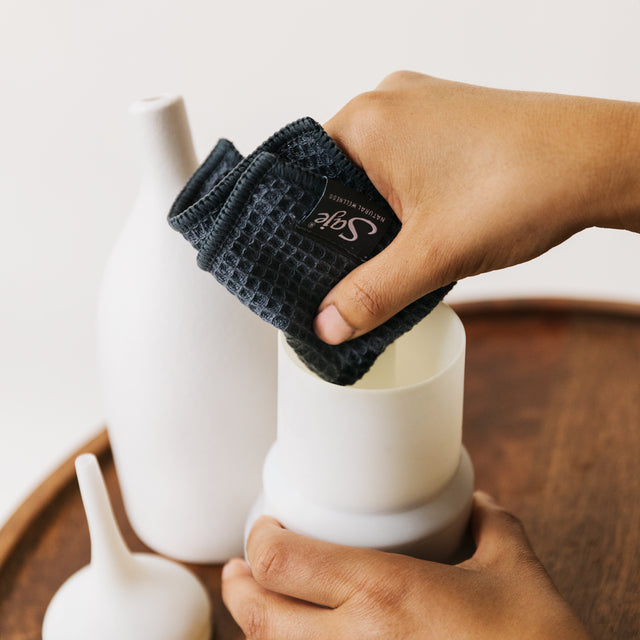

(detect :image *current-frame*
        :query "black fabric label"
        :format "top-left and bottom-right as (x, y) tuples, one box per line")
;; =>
(297, 178), (395, 262)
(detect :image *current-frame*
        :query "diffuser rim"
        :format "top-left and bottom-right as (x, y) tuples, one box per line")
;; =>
(256, 446), (474, 550)
(279, 303), (465, 394)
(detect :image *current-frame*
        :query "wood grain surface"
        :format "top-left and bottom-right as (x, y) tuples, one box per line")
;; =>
(1, 299), (638, 639)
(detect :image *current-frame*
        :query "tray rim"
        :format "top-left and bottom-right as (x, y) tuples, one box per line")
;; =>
(2, 296), (640, 575)
(0, 430), (110, 576)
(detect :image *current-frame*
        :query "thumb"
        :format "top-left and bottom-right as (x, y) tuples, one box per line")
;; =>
(313, 226), (440, 344)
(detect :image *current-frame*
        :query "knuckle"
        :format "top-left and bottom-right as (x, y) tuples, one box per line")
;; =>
(516, 546), (546, 573)
(493, 510), (539, 567)
(350, 278), (385, 320)
(376, 69), (432, 93)
(355, 560), (408, 610)
(240, 599), (269, 640)
(345, 90), (385, 117)
(422, 237), (454, 281)
(416, 234), (467, 291)
(380, 69), (419, 86)
(498, 509), (527, 537)
(340, 91), (391, 148)
(368, 580), (403, 610)
(251, 538), (289, 585)
(357, 574), (411, 628)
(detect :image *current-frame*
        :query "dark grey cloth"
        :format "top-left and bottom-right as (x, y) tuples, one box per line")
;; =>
(168, 118), (454, 385)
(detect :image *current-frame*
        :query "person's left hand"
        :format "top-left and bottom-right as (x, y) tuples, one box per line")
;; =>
(221, 492), (592, 639)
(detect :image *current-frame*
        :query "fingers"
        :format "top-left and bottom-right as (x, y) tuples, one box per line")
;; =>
(221, 557), (336, 640)
(469, 491), (538, 569)
(244, 516), (373, 609)
(313, 225), (446, 344)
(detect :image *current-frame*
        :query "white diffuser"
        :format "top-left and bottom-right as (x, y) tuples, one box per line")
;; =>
(42, 454), (211, 640)
(247, 303), (473, 561)
(97, 95), (277, 563)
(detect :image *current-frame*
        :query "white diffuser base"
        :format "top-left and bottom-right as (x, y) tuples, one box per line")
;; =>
(43, 454), (211, 640)
(246, 446), (473, 562)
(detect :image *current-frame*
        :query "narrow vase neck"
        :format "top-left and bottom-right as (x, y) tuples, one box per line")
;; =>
(130, 95), (198, 192)
(75, 454), (132, 578)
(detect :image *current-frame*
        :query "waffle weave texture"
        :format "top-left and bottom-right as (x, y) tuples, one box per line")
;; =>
(168, 117), (454, 385)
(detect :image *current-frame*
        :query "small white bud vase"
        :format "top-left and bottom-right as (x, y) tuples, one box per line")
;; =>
(247, 303), (473, 561)
(42, 455), (211, 640)
(97, 95), (277, 563)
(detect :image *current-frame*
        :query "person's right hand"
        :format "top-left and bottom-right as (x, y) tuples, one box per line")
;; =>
(314, 71), (640, 344)
(222, 492), (592, 640)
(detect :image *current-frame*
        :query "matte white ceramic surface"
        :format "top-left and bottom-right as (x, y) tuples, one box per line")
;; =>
(248, 446), (473, 561)
(247, 303), (472, 561)
(42, 455), (211, 640)
(97, 95), (277, 562)
(277, 303), (466, 512)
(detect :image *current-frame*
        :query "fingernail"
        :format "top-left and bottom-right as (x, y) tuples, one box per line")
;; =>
(222, 558), (250, 580)
(314, 305), (355, 345)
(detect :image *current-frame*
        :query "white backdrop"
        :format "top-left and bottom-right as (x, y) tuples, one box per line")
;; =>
(1, 0), (639, 525)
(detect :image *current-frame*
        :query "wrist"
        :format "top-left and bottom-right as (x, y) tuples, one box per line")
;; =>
(608, 101), (640, 232)
(575, 97), (640, 233)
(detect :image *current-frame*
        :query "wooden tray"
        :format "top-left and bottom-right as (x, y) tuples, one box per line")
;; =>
(1, 299), (639, 639)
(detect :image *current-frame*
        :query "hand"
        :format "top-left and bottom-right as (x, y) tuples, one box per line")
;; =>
(314, 71), (640, 344)
(222, 492), (592, 639)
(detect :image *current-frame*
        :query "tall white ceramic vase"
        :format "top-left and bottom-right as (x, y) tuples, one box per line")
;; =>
(97, 95), (277, 563)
